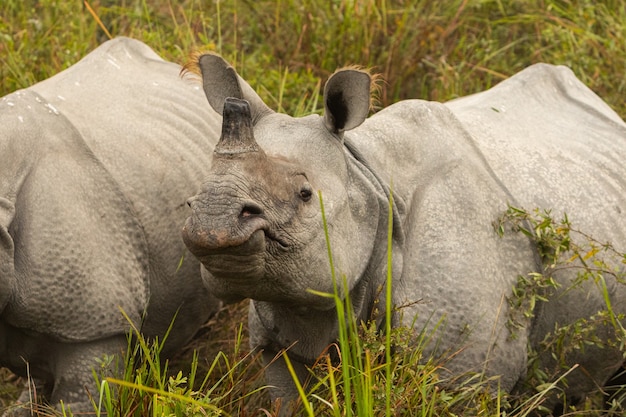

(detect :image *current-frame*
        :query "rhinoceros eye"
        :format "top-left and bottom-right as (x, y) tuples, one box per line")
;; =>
(299, 186), (313, 202)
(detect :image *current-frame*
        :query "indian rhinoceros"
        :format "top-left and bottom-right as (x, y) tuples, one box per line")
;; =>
(0, 37), (222, 414)
(182, 54), (626, 415)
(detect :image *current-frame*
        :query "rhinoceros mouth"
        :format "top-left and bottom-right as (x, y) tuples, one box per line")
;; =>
(263, 227), (289, 250)
(197, 229), (266, 280)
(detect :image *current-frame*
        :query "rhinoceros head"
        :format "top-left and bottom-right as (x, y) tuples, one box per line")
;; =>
(183, 54), (391, 309)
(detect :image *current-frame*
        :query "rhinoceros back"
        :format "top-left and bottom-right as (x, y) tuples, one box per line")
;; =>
(445, 63), (626, 248)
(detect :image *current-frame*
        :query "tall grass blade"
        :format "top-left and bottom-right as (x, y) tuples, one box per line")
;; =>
(104, 378), (227, 415)
(83, 1), (112, 40)
(385, 186), (394, 417)
(283, 353), (315, 417)
(318, 190), (353, 417)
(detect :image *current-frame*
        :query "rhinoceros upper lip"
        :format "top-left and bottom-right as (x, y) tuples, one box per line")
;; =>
(184, 214), (290, 255)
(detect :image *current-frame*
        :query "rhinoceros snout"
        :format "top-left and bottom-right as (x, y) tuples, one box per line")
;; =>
(182, 198), (270, 255)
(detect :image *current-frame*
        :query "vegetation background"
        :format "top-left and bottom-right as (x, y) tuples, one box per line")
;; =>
(2, 0), (626, 118)
(1, 0), (625, 415)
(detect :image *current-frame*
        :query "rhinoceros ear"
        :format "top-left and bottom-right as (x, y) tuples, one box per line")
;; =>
(323, 69), (371, 134)
(197, 54), (272, 122)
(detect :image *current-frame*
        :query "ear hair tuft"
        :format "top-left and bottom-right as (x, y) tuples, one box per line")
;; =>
(329, 66), (383, 112)
(180, 50), (220, 80)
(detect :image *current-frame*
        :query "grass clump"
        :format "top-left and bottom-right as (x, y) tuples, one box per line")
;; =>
(93, 305), (270, 417)
(90, 308), (271, 417)
(295, 314), (507, 417)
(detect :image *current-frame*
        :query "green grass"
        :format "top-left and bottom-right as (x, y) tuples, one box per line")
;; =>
(2, 0), (626, 416)
(91, 309), (268, 417)
(2, 0), (626, 118)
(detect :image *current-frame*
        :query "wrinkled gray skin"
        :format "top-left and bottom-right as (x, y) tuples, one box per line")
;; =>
(0, 38), (222, 415)
(183, 54), (626, 414)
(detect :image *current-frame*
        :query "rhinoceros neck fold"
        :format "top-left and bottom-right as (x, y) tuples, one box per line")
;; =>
(343, 135), (406, 244)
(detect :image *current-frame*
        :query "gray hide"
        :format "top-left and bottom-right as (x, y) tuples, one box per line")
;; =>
(0, 38), (222, 414)
(183, 55), (626, 415)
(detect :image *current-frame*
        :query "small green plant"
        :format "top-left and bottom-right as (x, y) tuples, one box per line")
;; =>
(495, 205), (626, 412)
(496, 205), (626, 334)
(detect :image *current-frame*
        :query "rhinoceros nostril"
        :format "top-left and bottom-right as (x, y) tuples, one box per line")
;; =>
(240, 203), (263, 218)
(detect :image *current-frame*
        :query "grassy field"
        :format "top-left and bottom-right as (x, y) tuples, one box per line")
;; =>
(1, 0), (626, 416)
(2, 0), (626, 117)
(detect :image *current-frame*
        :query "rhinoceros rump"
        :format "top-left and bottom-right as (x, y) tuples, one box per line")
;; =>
(0, 38), (222, 414)
(183, 54), (626, 414)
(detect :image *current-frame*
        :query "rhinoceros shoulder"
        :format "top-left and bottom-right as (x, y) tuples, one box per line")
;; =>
(27, 37), (220, 242)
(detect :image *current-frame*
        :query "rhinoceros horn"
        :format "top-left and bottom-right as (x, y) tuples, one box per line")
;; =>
(215, 97), (260, 155)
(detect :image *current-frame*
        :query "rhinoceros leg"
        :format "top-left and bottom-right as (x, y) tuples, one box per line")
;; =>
(1, 323), (127, 415)
(0, 378), (48, 417)
(260, 348), (309, 415)
(604, 364), (626, 411)
(47, 335), (127, 413)
(247, 302), (312, 415)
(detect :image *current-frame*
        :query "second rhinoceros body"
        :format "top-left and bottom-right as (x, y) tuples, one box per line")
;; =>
(0, 38), (222, 414)
(182, 54), (626, 414)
